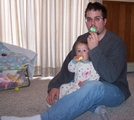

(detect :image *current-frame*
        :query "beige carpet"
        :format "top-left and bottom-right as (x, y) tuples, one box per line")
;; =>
(0, 73), (134, 120)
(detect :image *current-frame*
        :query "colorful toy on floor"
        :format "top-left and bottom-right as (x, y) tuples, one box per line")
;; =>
(14, 87), (20, 91)
(0, 66), (30, 91)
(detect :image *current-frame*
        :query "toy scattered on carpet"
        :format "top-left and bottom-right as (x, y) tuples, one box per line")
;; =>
(14, 87), (20, 91)
(0, 65), (28, 91)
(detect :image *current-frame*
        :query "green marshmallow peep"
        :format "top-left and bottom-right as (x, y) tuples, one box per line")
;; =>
(90, 27), (96, 32)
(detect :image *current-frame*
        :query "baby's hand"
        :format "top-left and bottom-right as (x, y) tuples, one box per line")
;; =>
(78, 56), (83, 61)
(78, 80), (86, 87)
(73, 56), (83, 62)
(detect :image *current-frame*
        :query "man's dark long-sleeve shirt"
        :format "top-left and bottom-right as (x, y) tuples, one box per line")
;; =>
(48, 30), (131, 100)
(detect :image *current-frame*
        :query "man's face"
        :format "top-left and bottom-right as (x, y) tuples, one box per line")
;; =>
(85, 10), (107, 35)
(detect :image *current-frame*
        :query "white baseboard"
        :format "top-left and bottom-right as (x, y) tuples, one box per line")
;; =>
(127, 62), (134, 72)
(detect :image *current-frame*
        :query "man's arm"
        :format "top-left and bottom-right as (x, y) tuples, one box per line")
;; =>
(47, 50), (75, 93)
(46, 50), (75, 105)
(89, 36), (127, 83)
(46, 33), (89, 105)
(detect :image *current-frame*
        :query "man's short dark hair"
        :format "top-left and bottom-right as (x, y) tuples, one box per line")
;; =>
(85, 2), (107, 19)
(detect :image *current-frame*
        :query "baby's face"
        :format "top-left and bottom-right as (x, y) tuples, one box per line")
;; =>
(76, 43), (89, 62)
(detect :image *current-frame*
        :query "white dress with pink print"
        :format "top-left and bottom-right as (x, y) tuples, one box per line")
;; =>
(59, 60), (100, 98)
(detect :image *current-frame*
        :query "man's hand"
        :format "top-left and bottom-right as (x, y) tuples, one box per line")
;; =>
(46, 88), (60, 105)
(87, 32), (99, 50)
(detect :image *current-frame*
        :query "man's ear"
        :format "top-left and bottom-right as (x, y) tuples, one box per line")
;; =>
(104, 18), (107, 26)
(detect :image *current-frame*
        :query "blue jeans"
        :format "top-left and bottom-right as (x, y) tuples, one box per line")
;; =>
(41, 81), (125, 120)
